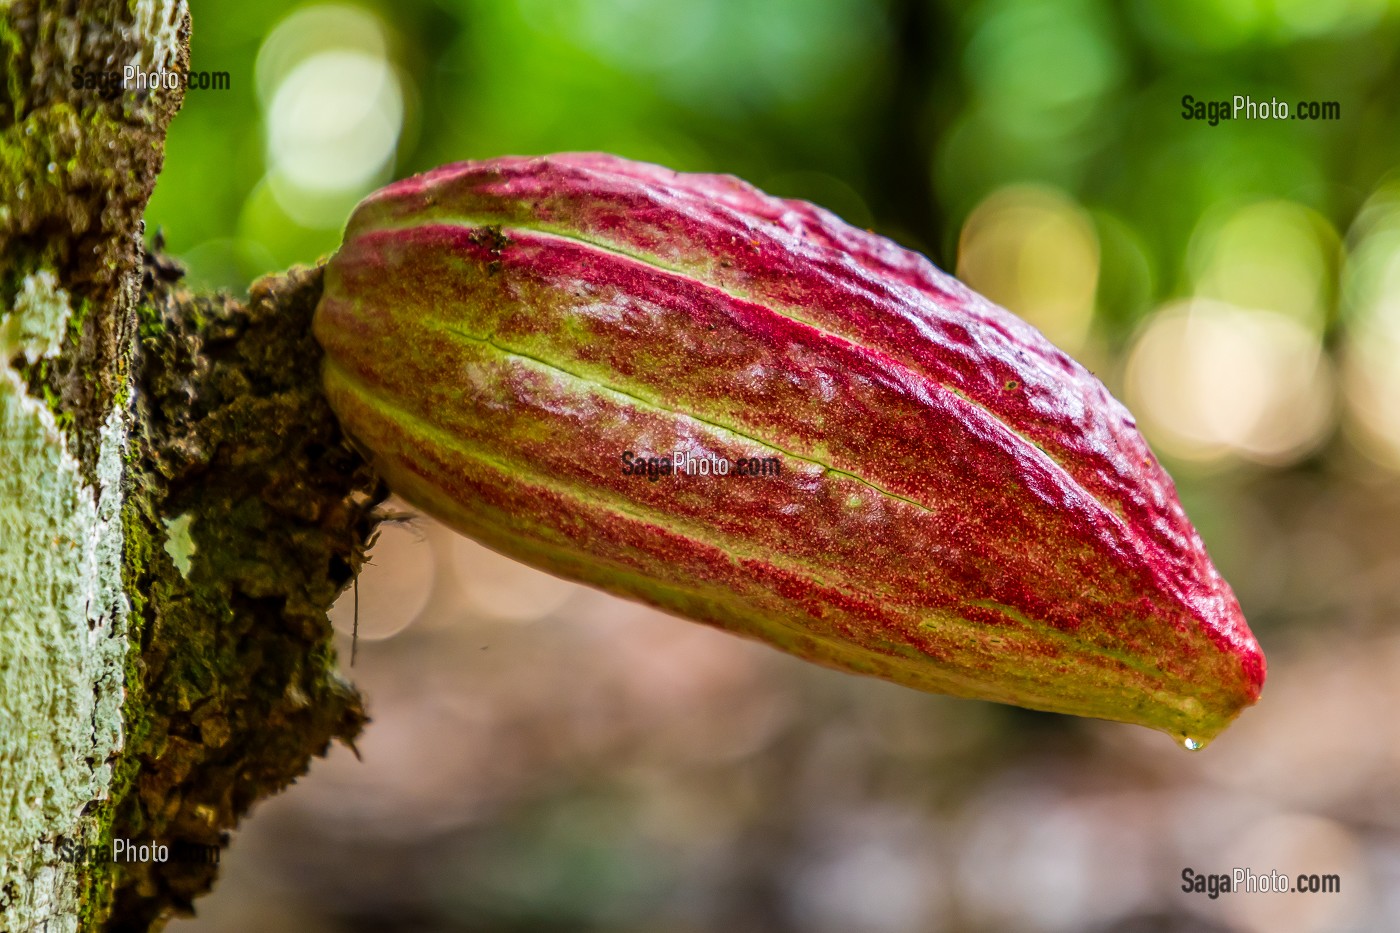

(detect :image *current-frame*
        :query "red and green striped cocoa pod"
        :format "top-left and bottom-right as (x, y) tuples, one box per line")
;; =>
(313, 153), (1265, 748)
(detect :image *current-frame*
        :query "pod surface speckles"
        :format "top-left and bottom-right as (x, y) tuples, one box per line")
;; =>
(315, 152), (1265, 747)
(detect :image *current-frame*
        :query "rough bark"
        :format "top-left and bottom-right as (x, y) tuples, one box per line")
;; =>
(1, 3), (382, 930)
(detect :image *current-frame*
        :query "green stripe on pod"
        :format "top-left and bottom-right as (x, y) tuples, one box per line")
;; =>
(314, 152), (1265, 748)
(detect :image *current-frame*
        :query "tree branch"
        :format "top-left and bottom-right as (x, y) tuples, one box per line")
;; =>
(1, 4), (384, 928)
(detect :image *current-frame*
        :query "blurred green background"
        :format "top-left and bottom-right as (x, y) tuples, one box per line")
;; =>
(158, 1), (1400, 930)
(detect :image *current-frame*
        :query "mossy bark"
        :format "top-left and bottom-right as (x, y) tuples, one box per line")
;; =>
(1, 3), (382, 929)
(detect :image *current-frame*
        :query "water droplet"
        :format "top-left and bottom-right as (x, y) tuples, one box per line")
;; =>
(1183, 737), (1202, 751)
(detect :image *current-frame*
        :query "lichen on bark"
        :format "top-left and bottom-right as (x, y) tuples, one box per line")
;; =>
(1, 277), (129, 931)
(2, 2), (191, 927)
(2, 2), (385, 929)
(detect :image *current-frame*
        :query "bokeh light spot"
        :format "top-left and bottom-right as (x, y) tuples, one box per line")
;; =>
(1341, 181), (1400, 468)
(254, 4), (389, 105)
(1188, 199), (1339, 332)
(257, 5), (405, 228)
(329, 520), (434, 642)
(1126, 300), (1334, 466)
(266, 50), (403, 220)
(957, 185), (1099, 355)
(449, 535), (578, 624)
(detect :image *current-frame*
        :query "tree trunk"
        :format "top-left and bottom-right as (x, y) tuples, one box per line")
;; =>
(1, 3), (381, 929)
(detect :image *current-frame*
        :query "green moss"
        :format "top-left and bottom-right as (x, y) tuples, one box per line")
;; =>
(0, 10), (384, 924)
(67, 297), (93, 344)
(84, 265), (383, 929)
(136, 300), (166, 340)
(1, 4), (197, 927)
(0, 18), (23, 115)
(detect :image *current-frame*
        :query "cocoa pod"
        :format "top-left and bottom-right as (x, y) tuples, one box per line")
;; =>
(314, 153), (1264, 747)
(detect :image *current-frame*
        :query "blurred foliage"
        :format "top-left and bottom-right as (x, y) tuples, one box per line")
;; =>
(157, 2), (1400, 931)
(155, 0), (1400, 330)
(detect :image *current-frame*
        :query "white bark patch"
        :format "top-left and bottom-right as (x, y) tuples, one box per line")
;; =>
(163, 512), (197, 577)
(1, 271), (71, 364)
(128, 0), (190, 81)
(0, 284), (130, 930)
